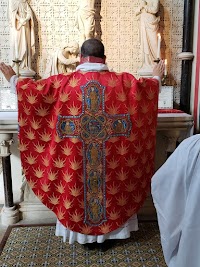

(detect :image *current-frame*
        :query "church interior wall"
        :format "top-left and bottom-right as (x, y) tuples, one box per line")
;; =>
(0, 0), (185, 204)
(0, 0), (184, 103)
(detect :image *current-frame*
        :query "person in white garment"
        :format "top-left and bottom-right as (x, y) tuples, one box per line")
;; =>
(151, 134), (200, 267)
(0, 39), (164, 252)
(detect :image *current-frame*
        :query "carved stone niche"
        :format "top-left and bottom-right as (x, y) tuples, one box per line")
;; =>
(19, 178), (56, 222)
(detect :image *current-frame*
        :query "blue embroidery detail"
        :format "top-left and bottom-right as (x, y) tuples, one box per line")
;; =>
(56, 80), (132, 226)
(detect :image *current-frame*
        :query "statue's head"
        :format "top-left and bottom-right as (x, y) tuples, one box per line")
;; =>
(66, 41), (79, 55)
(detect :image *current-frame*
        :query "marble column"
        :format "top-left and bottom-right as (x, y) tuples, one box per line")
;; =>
(179, 0), (195, 113)
(0, 133), (19, 225)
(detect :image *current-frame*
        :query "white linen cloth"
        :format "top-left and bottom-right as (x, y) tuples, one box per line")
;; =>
(56, 214), (138, 244)
(152, 134), (200, 267)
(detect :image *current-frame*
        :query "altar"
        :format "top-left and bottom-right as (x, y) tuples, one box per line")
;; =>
(0, 110), (194, 224)
(0, 0), (198, 227)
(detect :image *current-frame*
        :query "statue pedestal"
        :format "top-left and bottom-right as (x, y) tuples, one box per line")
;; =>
(20, 68), (36, 78)
(1, 206), (19, 225)
(19, 202), (56, 221)
(19, 178), (56, 221)
(137, 66), (153, 77)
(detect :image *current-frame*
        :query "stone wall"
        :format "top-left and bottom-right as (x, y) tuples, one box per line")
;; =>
(0, 0), (184, 106)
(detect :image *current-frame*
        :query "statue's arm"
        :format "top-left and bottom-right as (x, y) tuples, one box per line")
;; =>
(57, 50), (80, 65)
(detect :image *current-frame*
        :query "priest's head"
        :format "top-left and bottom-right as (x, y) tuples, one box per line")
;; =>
(80, 38), (106, 64)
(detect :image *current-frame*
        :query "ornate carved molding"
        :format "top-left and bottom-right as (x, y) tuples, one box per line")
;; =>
(178, 52), (194, 61)
(0, 138), (14, 157)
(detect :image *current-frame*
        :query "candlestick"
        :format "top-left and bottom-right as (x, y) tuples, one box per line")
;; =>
(156, 33), (161, 59)
(15, 32), (19, 59)
(12, 59), (22, 77)
(15, 45), (19, 59)
(162, 75), (167, 86)
(164, 59), (167, 75)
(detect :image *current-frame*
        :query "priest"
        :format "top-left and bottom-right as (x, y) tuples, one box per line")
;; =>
(0, 38), (164, 251)
(151, 134), (200, 267)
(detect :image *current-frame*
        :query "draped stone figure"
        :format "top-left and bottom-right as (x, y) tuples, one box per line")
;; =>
(43, 42), (80, 78)
(8, 0), (35, 71)
(136, 0), (160, 76)
(75, 0), (96, 46)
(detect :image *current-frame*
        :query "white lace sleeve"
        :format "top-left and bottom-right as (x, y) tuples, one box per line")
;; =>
(10, 75), (18, 93)
(153, 76), (161, 93)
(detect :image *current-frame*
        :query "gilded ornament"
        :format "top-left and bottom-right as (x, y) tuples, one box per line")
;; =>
(69, 158), (82, 170)
(116, 91), (127, 102)
(26, 93), (38, 104)
(52, 79), (62, 89)
(25, 129), (36, 140)
(126, 155), (137, 167)
(31, 118), (42, 130)
(57, 209), (65, 220)
(70, 184), (82, 197)
(34, 167), (45, 178)
(18, 116), (27, 127)
(48, 171), (58, 181)
(22, 104), (31, 115)
(35, 105), (49, 117)
(107, 183), (120, 195)
(116, 168), (129, 181)
(63, 198), (74, 210)
(55, 183), (65, 194)
(69, 77), (81, 88)
(70, 210), (83, 223)
(61, 144), (73, 156)
(18, 141), (29, 152)
(39, 130), (52, 142)
(60, 92), (70, 102)
(107, 157), (119, 169)
(41, 183), (50, 192)
(62, 171), (73, 183)
(43, 93), (56, 104)
(34, 142), (45, 153)
(53, 157), (66, 168)
(48, 194), (60, 205)
(68, 102), (81, 116)
(117, 194), (128, 206)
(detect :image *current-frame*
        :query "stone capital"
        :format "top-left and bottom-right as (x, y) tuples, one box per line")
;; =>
(0, 133), (14, 157)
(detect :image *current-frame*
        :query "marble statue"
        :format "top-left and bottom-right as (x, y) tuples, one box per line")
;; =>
(136, 0), (160, 76)
(8, 0), (35, 71)
(43, 42), (80, 78)
(75, 0), (96, 46)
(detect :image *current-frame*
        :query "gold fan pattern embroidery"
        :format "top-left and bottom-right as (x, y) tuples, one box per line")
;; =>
(17, 71), (158, 235)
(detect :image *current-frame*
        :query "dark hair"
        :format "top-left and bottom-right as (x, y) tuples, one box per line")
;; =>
(81, 38), (105, 59)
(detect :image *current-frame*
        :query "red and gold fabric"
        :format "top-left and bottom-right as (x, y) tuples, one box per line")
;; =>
(17, 71), (159, 235)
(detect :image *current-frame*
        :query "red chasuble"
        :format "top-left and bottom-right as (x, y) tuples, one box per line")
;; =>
(17, 71), (159, 235)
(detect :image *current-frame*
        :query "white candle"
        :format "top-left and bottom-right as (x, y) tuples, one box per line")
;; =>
(15, 31), (19, 59)
(164, 59), (167, 75)
(156, 33), (161, 59)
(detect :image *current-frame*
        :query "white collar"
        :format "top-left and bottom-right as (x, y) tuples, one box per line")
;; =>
(76, 62), (109, 72)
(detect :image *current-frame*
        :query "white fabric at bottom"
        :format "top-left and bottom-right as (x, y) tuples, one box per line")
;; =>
(55, 214), (138, 244)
